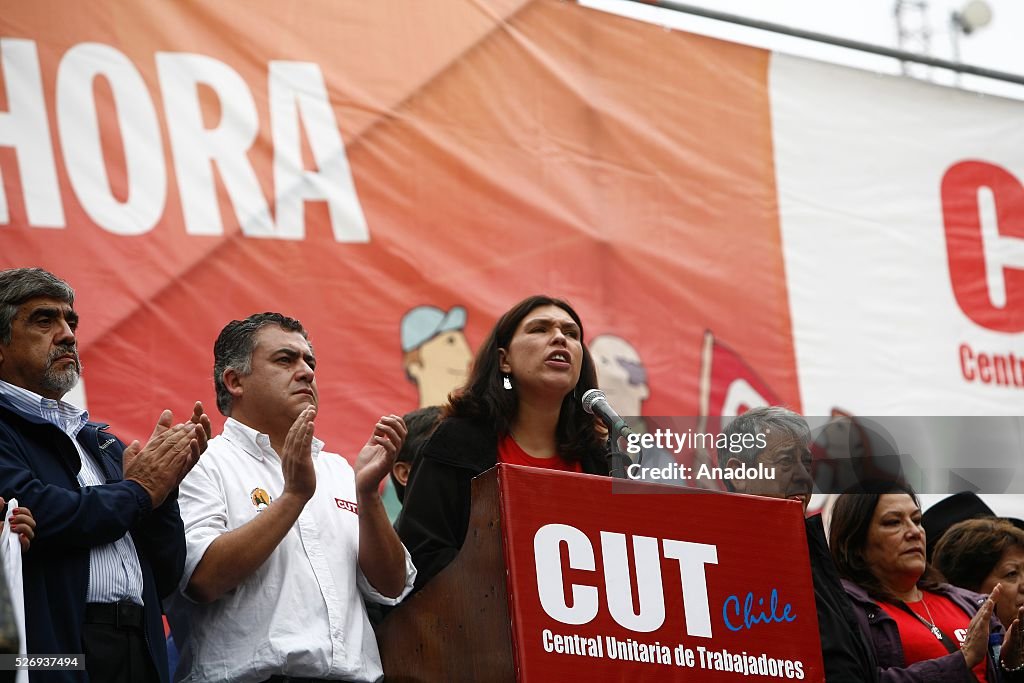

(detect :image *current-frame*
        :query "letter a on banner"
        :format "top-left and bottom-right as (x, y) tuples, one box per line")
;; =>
(269, 61), (369, 242)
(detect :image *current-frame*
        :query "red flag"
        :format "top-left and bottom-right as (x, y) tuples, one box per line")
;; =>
(698, 330), (782, 435)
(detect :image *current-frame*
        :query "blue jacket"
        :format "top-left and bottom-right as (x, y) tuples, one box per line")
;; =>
(0, 395), (185, 683)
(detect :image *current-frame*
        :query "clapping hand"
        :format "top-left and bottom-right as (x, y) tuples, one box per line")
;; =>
(138, 402), (212, 460)
(353, 415), (406, 496)
(123, 420), (200, 508)
(1001, 603), (1024, 671)
(186, 401), (213, 456)
(281, 406), (317, 502)
(961, 584), (999, 669)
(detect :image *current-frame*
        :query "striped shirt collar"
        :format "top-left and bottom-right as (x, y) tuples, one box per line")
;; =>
(0, 379), (89, 439)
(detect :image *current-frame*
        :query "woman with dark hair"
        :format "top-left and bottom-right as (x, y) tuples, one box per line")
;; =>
(396, 295), (608, 590)
(830, 480), (1024, 681)
(934, 518), (1024, 630)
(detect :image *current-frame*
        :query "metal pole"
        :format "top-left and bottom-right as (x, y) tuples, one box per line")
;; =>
(950, 12), (963, 86)
(615, 0), (1024, 88)
(894, 0), (932, 79)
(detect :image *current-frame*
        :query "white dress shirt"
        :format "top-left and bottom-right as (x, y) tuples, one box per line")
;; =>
(172, 418), (415, 683)
(0, 379), (144, 605)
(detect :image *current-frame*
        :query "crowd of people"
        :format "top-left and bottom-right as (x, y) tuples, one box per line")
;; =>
(0, 266), (1022, 682)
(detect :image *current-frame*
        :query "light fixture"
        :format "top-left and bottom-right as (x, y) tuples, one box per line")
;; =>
(949, 0), (992, 83)
(952, 0), (992, 36)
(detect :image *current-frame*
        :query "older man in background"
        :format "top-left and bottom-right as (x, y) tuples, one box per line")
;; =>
(720, 407), (878, 683)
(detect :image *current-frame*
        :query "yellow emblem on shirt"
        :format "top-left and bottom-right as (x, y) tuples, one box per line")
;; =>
(250, 487), (272, 512)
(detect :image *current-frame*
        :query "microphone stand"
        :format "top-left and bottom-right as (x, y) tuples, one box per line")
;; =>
(605, 431), (633, 479)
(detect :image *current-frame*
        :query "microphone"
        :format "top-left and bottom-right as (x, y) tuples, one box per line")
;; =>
(581, 389), (635, 440)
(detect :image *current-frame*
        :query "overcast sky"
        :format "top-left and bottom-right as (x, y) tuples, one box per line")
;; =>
(581, 0), (1024, 99)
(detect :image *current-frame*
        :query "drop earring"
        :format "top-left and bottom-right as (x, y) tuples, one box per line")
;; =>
(503, 374), (512, 390)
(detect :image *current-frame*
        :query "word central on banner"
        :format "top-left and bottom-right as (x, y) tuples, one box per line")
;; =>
(540, 630), (807, 678)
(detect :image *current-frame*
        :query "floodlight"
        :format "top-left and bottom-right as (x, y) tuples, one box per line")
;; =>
(953, 0), (992, 35)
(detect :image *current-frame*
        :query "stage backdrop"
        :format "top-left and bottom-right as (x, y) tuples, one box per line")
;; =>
(2, 0), (1022, 459)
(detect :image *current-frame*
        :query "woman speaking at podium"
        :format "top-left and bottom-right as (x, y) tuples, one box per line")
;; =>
(396, 295), (608, 590)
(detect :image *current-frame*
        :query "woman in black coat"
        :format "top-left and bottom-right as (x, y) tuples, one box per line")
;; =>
(396, 295), (608, 590)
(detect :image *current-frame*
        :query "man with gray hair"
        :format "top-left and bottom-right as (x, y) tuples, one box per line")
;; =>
(173, 312), (415, 683)
(719, 406), (878, 682)
(719, 406), (814, 506)
(0, 267), (210, 683)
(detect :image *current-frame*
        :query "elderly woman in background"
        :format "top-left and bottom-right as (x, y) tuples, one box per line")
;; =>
(396, 295), (608, 590)
(934, 518), (1024, 631)
(830, 480), (1024, 681)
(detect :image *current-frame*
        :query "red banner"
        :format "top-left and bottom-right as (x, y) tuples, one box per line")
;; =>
(1, 0), (798, 456)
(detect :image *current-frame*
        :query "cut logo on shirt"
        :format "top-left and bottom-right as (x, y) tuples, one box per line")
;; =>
(335, 498), (358, 515)
(251, 487), (272, 512)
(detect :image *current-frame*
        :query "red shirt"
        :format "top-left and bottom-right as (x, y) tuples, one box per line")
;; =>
(497, 434), (582, 472)
(879, 592), (988, 683)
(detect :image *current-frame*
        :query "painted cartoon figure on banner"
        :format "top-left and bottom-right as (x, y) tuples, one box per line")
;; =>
(590, 334), (674, 470)
(400, 306), (472, 409)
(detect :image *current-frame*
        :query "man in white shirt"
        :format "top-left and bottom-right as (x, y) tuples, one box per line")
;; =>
(174, 312), (415, 683)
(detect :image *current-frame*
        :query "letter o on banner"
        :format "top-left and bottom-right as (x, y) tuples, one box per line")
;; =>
(56, 43), (166, 235)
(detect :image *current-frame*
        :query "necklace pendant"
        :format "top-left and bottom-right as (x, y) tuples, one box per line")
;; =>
(931, 626), (943, 640)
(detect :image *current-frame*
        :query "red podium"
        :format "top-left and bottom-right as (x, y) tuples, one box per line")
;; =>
(377, 464), (824, 681)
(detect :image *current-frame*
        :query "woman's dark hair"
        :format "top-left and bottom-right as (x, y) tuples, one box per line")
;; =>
(829, 479), (943, 601)
(446, 295), (603, 462)
(933, 518), (1024, 593)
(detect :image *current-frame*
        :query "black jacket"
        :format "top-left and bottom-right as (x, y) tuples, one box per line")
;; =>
(805, 514), (880, 682)
(395, 416), (608, 590)
(0, 396), (184, 683)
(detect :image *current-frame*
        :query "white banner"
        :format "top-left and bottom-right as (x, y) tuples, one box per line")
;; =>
(771, 52), (1024, 417)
